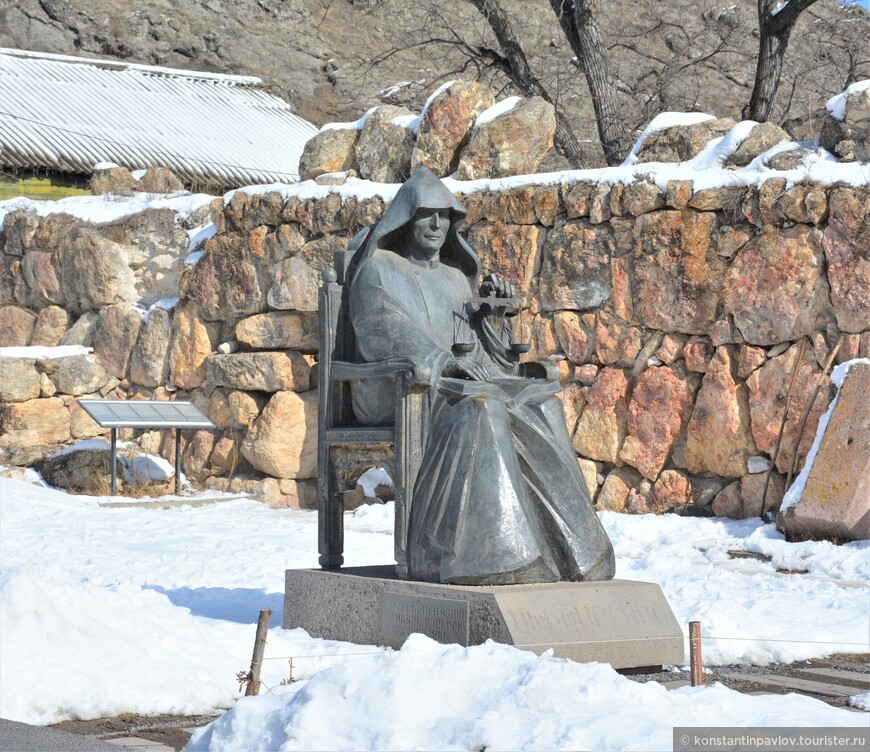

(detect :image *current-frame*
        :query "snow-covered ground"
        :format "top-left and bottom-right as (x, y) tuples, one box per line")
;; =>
(0, 472), (867, 747)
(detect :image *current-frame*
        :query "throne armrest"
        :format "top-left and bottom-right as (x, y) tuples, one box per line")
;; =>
(331, 358), (418, 382)
(517, 360), (560, 381)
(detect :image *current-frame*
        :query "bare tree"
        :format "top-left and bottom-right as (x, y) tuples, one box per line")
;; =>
(745, 0), (819, 122)
(548, 0), (628, 165)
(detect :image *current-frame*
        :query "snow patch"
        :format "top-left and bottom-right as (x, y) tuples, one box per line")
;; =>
(187, 635), (866, 752)
(623, 111), (716, 166)
(473, 96), (522, 128)
(319, 106), (380, 133)
(0, 345), (92, 359)
(356, 467), (393, 497)
(825, 79), (870, 121)
(47, 439), (111, 460)
(187, 222), (216, 252)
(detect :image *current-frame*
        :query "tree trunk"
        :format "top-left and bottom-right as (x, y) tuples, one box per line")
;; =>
(746, 0), (819, 122)
(549, 0), (627, 165)
(468, 0), (588, 168)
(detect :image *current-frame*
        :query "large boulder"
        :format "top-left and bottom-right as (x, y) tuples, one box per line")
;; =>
(572, 367), (631, 464)
(0, 396), (70, 448)
(29, 306), (69, 347)
(466, 222), (543, 292)
(411, 80), (495, 177)
(91, 165), (137, 196)
(723, 225), (833, 346)
(0, 305), (37, 346)
(235, 312), (318, 352)
(553, 311), (596, 365)
(19, 251), (62, 308)
(268, 235), (348, 312)
(240, 390), (318, 479)
(0, 358), (41, 402)
(130, 307), (172, 387)
(298, 128), (358, 181)
(135, 167), (185, 193)
(168, 301), (215, 390)
(635, 117), (735, 163)
(820, 85), (870, 162)
(619, 364), (700, 481)
(685, 346), (756, 478)
(38, 446), (120, 495)
(90, 305), (143, 380)
(633, 210), (722, 334)
(56, 231), (137, 314)
(823, 188), (870, 334)
(778, 363), (869, 542)
(184, 233), (267, 321)
(205, 352), (310, 393)
(747, 343), (833, 475)
(725, 122), (791, 168)
(39, 354), (109, 396)
(455, 97), (556, 180)
(355, 105), (415, 183)
(538, 221), (613, 312)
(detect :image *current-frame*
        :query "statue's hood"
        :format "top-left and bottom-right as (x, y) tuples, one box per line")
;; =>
(354, 168), (479, 285)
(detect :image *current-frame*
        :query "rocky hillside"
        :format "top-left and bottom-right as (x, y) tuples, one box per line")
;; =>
(2, 0), (869, 165)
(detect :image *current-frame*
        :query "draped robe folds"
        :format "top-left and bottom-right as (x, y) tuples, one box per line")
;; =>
(347, 169), (615, 586)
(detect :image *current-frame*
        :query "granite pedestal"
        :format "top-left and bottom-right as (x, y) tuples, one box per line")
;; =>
(285, 566), (684, 670)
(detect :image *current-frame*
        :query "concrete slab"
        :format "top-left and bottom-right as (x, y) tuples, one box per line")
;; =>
(796, 667), (870, 687)
(778, 363), (870, 542)
(285, 567), (684, 670)
(105, 739), (176, 751)
(719, 671), (863, 698)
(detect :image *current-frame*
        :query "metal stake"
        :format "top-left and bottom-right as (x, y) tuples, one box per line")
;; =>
(110, 427), (117, 496)
(689, 621), (704, 686)
(175, 429), (182, 495)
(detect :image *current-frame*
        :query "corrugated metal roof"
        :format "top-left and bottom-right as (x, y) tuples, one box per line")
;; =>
(0, 48), (318, 187)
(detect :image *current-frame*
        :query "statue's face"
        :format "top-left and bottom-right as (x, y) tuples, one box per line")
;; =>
(408, 208), (450, 256)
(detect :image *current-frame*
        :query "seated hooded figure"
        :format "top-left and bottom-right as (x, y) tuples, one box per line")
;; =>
(348, 168), (615, 586)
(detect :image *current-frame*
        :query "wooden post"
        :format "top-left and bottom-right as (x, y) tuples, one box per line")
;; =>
(689, 621), (704, 687)
(110, 427), (117, 496)
(174, 429), (182, 495)
(244, 609), (272, 696)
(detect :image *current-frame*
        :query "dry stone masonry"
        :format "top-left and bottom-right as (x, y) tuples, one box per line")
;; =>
(1, 81), (869, 533)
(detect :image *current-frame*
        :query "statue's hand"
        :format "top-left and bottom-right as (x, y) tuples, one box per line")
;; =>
(480, 274), (515, 299)
(442, 356), (489, 382)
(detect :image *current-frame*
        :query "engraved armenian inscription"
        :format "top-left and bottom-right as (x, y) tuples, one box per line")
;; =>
(380, 592), (470, 646)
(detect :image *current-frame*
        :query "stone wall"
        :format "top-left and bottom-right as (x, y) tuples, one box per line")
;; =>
(1, 177), (868, 516)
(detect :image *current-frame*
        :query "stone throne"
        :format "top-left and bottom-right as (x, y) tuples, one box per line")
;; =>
(316, 238), (427, 579)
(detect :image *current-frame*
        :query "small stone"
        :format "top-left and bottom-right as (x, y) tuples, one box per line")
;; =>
(747, 455), (772, 474)
(712, 482), (742, 519)
(574, 364), (599, 386)
(684, 337), (712, 373)
(205, 352), (311, 393)
(656, 333), (687, 365)
(597, 466), (642, 512)
(737, 345), (766, 379)
(622, 181), (665, 216)
(0, 305), (37, 346)
(741, 471), (785, 518)
(666, 180), (693, 209)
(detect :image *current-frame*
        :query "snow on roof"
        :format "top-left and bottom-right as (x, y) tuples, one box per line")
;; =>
(0, 48), (318, 187)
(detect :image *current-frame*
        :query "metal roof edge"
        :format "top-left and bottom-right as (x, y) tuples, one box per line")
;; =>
(0, 47), (264, 86)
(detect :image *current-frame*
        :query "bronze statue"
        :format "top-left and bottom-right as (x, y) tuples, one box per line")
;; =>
(347, 168), (615, 585)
